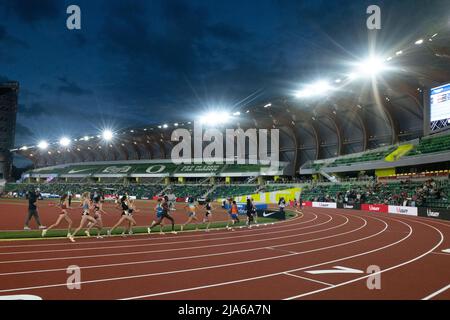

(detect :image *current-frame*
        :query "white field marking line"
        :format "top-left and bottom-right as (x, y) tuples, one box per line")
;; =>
(283, 272), (334, 287)
(0, 211), (304, 247)
(0, 214), (351, 275)
(431, 252), (450, 256)
(0, 214), (373, 294)
(0, 214), (309, 254)
(118, 215), (392, 300)
(0, 214), (328, 258)
(284, 216), (444, 300)
(0, 213), (341, 266)
(422, 284), (450, 300)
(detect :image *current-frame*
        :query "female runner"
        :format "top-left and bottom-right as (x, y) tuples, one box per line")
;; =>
(42, 194), (73, 238)
(107, 196), (137, 237)
(69, 192), (98, 243)
(226, 200), (240, 231)
(203, 198), (213, 232)
(148, 196), (177, 234)
(180, 196), (199, 232)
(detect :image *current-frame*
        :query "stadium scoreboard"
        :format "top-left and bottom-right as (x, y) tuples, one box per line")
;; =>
(427, 82), (450, 134)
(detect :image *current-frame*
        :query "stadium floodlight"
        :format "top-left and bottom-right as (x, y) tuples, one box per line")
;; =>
(335, 79), (342, 83)
(83, 136), (90, 141)
(199, 111), (230, 126)
(355, 56), (386, 77)
(295, 80), (333, 99)
(415, 39), (424, 45)
(20, 146), (28, 151)
(102, 129), (113, 141)
(59, 137), (71, 147)
(38, 140), (49, 150)
(395, 50), (403, 56)
(233, 111), (241, 116)
(163, 124), (168, 129)
(263, 103), (272, 108)
(348, 73), (358, 80)
(174, 123), (179, 126)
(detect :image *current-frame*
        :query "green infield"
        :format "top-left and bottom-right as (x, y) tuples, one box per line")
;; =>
(0, 211), (297, 240)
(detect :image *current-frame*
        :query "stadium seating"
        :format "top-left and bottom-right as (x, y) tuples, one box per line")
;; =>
(208, 185), (259, 199)
(407, 133), (450, 156)
(167, 185), (211, 198)
(329, 147), (396, 167)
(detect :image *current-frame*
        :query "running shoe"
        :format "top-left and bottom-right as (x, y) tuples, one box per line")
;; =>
(147, 227), (151, 234)
(24, 226), (31, 230)
(39, 225), (47, 229)
(171, 231), (177, 235)
(107, 229), (111, 236)
(41, 229), (47, 237)
(85, 230), (91, 237)
(69, 236), (75, 243)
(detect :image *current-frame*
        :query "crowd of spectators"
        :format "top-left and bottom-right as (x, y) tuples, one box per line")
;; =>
(302, 179), (449, 208)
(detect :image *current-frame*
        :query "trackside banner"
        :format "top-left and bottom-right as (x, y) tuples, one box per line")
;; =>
(388, 205), (418, 216)
(337, 203), (361, 210)
(312, 202), (337, 209)
(361, 204), (389, 213)
(418, 207), (450, 221)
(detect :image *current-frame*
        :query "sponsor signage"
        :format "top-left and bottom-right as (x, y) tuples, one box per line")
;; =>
(259, 210), (286, 220)
(418, 207), (450, 221)
(312, 202), (337, 209)
(338, 203), (361, 210)
(361, 204), (389, 213)
(302, 201), (312, 207)
(388, 205), (418, 216)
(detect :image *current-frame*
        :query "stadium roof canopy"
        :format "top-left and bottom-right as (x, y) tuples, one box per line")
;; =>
(13, 28), (450, 176)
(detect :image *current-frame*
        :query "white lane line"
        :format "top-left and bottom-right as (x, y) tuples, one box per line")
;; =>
(0, 214), (352, 275)
(422, 284), (450, 300)
(283, 272), (333, 287)
(118, 216), (397, 300)
(305, 266), (364, 275)
(0, 213), (306, 249)
(431, 252), (450, 256)
(0, 215), (315, 255)
(284, 216), (444, 300)
(0, 214), (372, 293)
(0, 213), (340, 265)
(0, 294), (42, 300)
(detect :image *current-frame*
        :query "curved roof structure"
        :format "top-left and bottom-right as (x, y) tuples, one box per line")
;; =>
(13, 29), (450, 176)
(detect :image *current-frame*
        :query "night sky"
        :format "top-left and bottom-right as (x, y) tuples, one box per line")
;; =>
(1, 0), (449, 148)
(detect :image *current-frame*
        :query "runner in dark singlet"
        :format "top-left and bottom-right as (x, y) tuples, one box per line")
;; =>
(148, 196), (177, 234)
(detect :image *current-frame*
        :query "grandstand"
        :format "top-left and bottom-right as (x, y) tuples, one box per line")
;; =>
(2, 24), (449, 213)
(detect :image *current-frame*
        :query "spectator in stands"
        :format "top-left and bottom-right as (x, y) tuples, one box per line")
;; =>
(24, 188), (46, 230)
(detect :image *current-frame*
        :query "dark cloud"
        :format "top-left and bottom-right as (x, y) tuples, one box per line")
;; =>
(207, 23), (250, 43)
(14, 123), (34, 139)
(0, 75), (11, 83)
(4, 0), (59, 24)
(56, 77), (93, 96)
(18, 102), (48, 118)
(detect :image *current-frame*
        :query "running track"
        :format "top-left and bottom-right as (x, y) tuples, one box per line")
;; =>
(0, 208), (449, 300)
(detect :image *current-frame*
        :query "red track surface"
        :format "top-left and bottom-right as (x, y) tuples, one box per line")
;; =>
(0, 203), (449, 300)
